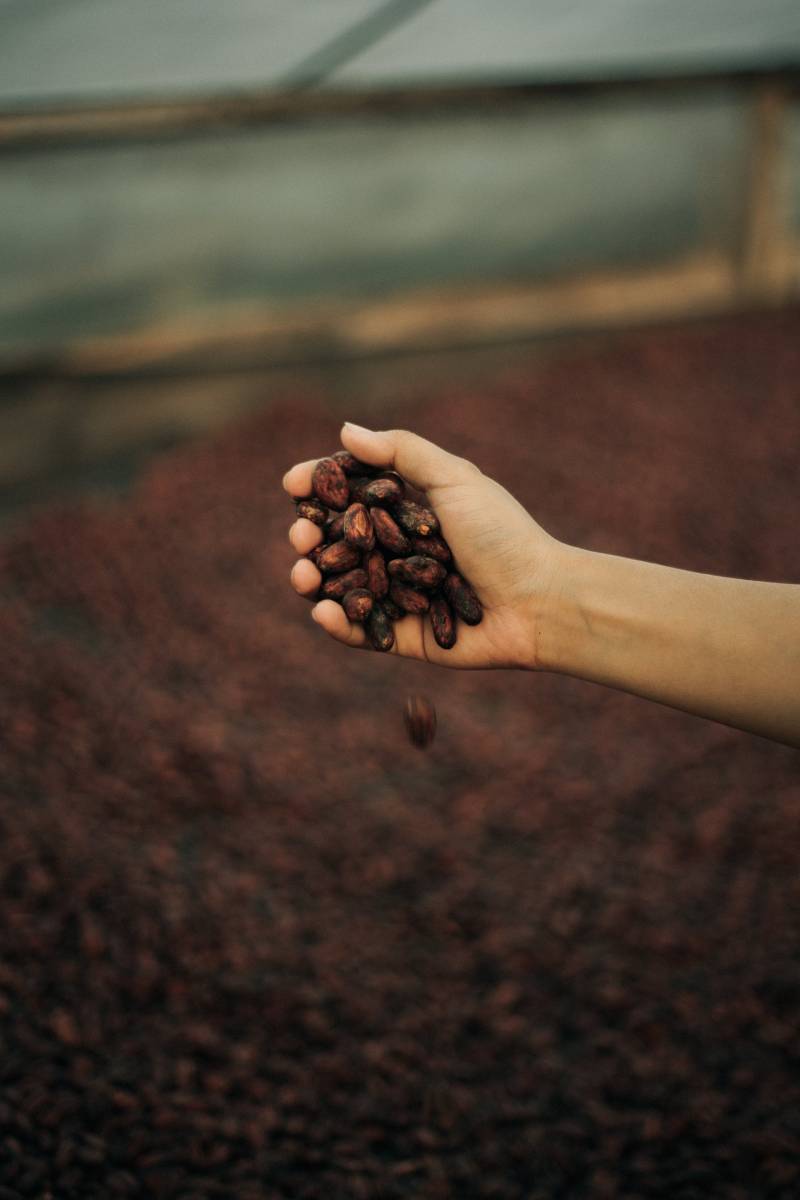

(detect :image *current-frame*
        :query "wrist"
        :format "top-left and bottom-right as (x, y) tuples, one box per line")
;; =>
(520, 538), (583, 674)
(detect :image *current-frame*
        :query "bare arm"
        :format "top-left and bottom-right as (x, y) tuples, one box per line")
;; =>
(284, 424), (800, 749)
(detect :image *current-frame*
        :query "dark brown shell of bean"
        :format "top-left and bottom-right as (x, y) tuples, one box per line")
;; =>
(381, 597), (404, 621)
(443, 572), (483, 625)
(365, 549), (389, 600)
(389, 580), (430, 615)
(363, 477), (405, 506)
(429, 593), (457, 649)
(387, 556), (447, 589)
(393, 499), (439, 537)
(332, 450), (373, 476)
(296, 498), (328, 526)
(342, 589), (374, 622)
(312, 458), (350, 511)
(371, 508), (412, 556)
(319, 568), (369, 600)
(325, 512), (346, 542)
(343, 503), (375, 552)
(317, 541), (361, 575)
(411, 534), (451, 563)
(367, 605), (395, 652)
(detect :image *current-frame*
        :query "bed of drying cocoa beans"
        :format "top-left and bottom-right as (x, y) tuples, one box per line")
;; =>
(0, 309), (798, 1197)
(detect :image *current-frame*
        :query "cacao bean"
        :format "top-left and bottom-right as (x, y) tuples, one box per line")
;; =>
(325, 512), (346, 542)
(393, 500), (439, 537)
(363, 477), (404, 506)
(342, 589), (374, 622)
(371, 508), (411, 556)
(312, 458), (349, 511)
(332, 450), (372, 476)
(365, 550), (389, 600)
(382, 597), (404, 621)
(429, 593), (457, 649)
(403, 695), (437, 749)
(443, 572), (483, 625)
(387, 556), (447, 589)
(389, 580), (430, 615)
(317, 542), (361, 575)
(307, 545), (325, 568)
(367, 605), (395, 652)
(343, 503), (375, 552)
(296, 498), (328, 526)
(319, 568), (368, 600)
(411, 534), (451, 563)
(349, 477), (373, 505)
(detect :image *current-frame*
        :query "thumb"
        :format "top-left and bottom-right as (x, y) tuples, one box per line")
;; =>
(340, 423), (475, 494)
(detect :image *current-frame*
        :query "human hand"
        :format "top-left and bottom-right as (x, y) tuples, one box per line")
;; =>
(283, 423), (564, 670)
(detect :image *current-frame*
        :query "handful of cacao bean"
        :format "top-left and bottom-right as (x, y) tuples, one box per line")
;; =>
(292, 451), (483, 652)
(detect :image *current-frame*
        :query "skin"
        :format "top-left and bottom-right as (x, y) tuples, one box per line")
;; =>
(284, 423), (800, 749)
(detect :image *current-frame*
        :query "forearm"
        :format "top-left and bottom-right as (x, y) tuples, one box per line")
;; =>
(539, 545), (800, 748)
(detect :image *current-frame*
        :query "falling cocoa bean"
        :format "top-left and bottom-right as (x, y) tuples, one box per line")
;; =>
(403, 695), (437, 748)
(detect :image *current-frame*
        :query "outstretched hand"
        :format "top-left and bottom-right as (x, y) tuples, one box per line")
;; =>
(283, 423), (563, 670)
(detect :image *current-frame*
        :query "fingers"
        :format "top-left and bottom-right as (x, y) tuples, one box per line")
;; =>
(289, 518), (323, 555)
(311, 600), (369, 649)
(282, 459), (317, 499)
(290, 558), (321, 599)
(339, 423), (474, 493)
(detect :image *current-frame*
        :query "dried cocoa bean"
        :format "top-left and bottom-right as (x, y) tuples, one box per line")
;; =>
(319, 568), (368, 600)
(387, 556), (447, 589)
(411, 534), (451, 563)
(317, 541), (361, 575)
(325, 512), (346, 542)
(389, 580), (430, 615)
(371, 508), (411, 556)
(307, 545), (325, 568)
(367, 605), (395, 652)
(349, 477), (373, 504)
(382, 597), (404, 621)
(443, 572), (483, 625)
(404, 695), (437, 748)
(343, 503), (375, 552)
(312, 458), (349, 511)
(429, 593), (457, 649)
(296, 498), (328, 526)
(394, 500), (439, 537)
(363, 477), (404, 506)
(343, 589), (374, 622)
(332, 450), (372, 476)
(365, 550), (389, 600)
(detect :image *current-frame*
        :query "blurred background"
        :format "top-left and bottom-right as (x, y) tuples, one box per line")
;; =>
(1, 3), (800, 1198)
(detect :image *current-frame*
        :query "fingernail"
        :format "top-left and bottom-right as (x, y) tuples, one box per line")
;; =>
(343, 421), (372, 434)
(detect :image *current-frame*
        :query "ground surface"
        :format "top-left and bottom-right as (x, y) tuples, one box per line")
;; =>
(0, 311), (799, 1198)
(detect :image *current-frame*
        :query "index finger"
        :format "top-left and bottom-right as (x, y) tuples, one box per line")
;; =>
(282, 460), (317, 499)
